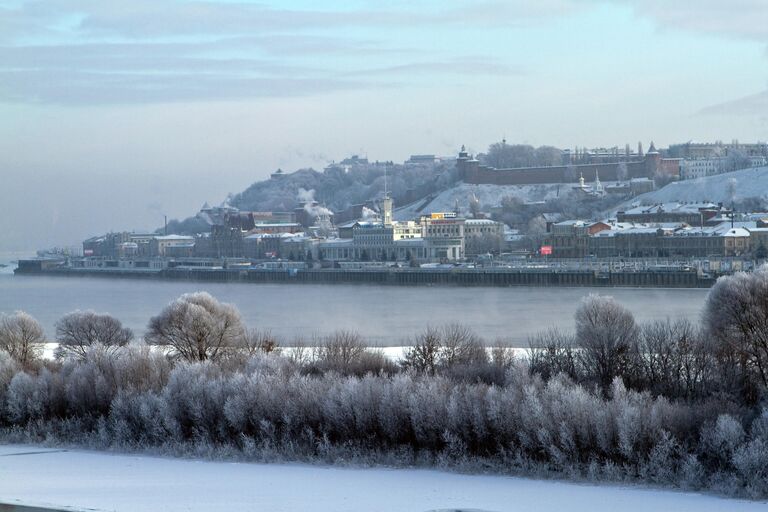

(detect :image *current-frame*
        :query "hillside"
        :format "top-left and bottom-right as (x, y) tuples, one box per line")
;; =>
(394, 181), (575, 219)
(230, 163), (454, 213)
(626, 166), (768, 206)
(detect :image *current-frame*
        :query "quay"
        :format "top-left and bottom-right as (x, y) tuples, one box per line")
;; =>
(14, 259), (717, 288)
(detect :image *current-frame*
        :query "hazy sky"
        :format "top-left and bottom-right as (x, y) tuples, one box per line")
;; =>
(1, 0), (767, 252)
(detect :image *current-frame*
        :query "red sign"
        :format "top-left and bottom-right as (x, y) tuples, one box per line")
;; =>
(540, 245), (553, 256)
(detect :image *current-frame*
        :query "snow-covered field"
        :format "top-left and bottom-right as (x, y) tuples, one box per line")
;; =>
(0, 444), (763, 512)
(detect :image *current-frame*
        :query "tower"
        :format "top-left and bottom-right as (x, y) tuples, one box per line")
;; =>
(645, 141), (661, 178)
(382, 166), (393, 227)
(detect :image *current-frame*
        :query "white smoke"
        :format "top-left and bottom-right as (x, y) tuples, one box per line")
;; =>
(297, 188), (333, 219)
(361, 206), (378, 221)
(727, 178), (738, 204)
(297, 188), (315, 204)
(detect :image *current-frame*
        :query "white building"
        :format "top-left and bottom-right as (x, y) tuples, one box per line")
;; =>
(680, 156), (767, 180)
(151, 235), (195, 257)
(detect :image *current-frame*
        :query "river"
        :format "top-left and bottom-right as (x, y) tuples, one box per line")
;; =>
(0, 266), (710, 346)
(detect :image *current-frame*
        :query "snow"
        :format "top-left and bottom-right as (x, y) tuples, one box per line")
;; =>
(0, 444), (763, 512)
(627, 166), (768, 206)
(395, 182), (574, 220)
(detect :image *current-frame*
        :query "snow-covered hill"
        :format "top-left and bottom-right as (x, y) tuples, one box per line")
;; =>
(628, 166), (768, 206)
(395, 182), (575, 220)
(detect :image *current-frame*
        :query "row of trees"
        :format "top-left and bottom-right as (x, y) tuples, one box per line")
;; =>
(4, 270), (768, 497)
(0, 345), (766, 498)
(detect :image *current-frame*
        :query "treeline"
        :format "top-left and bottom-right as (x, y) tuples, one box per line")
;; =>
(2, 270), (768, 498)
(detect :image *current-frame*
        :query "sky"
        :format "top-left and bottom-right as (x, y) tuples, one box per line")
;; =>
(1, 0), (767, 253)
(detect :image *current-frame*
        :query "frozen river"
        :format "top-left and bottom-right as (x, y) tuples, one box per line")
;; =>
(0, 269), (710, 346)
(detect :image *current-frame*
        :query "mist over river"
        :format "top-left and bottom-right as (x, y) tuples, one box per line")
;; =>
(0, 269), (711, 346)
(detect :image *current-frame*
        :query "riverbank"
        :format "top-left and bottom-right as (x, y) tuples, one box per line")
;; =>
(16, 263), (716, 288)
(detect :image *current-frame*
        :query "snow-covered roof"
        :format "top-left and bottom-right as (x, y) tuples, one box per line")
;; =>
(317, 238), (354, 246)
(723, 228), (751, 238)
(154, 235), (194, 241)
(620, 202), (719, 216)
(465, 218), (501, 225)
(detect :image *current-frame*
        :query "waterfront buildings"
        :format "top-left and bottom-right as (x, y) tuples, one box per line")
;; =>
(546, 213), (760, 259)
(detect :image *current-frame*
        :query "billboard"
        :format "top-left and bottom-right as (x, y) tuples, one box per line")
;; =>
(540, 245), (553, 256)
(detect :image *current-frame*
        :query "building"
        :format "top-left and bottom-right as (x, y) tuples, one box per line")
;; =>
(616, 203), (728, 226)
(547, 220), (611, 258)
(548, 218), (756, 259)
(243, 233), (283, 259)
(679, 156), (767, 180)
(247, 223), (302, 235)
(668, 141), (768, 160)
(405, 154), (439, 166)
(150, 235), (195, 257)
(464, 218), (505, 255)
(421, 213), (465, 260)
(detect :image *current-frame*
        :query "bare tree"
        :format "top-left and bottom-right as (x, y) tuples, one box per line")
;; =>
(238, 328), (280, 355)
(402, 326), (442, 374)
(145, 292), (244, 362)
(635, 318), (711, 398)
(440, 323), (487, 368)
(574, 295), (639, 393)
(0, 311), (45, 366)
(313, 330), (366, 370)
(528, 327), (578, 380)
(55, 310), (133, 360)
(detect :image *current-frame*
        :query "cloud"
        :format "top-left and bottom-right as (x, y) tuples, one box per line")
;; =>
(342, 58), (522, 78)
(0, 0), (578, 41)
(0, 68), (369, 105)
(0, 0), (567, 105)
(698, 90), (768, 117)
(608, 0), (768, 42)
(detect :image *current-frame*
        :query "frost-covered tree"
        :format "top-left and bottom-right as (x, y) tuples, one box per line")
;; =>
(146, 292), (244, 362)
(575, 295), (639, 393)
(55, 310), (133, 360)
(705, 268), (768, 395)
(0, 311), (45, 366)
